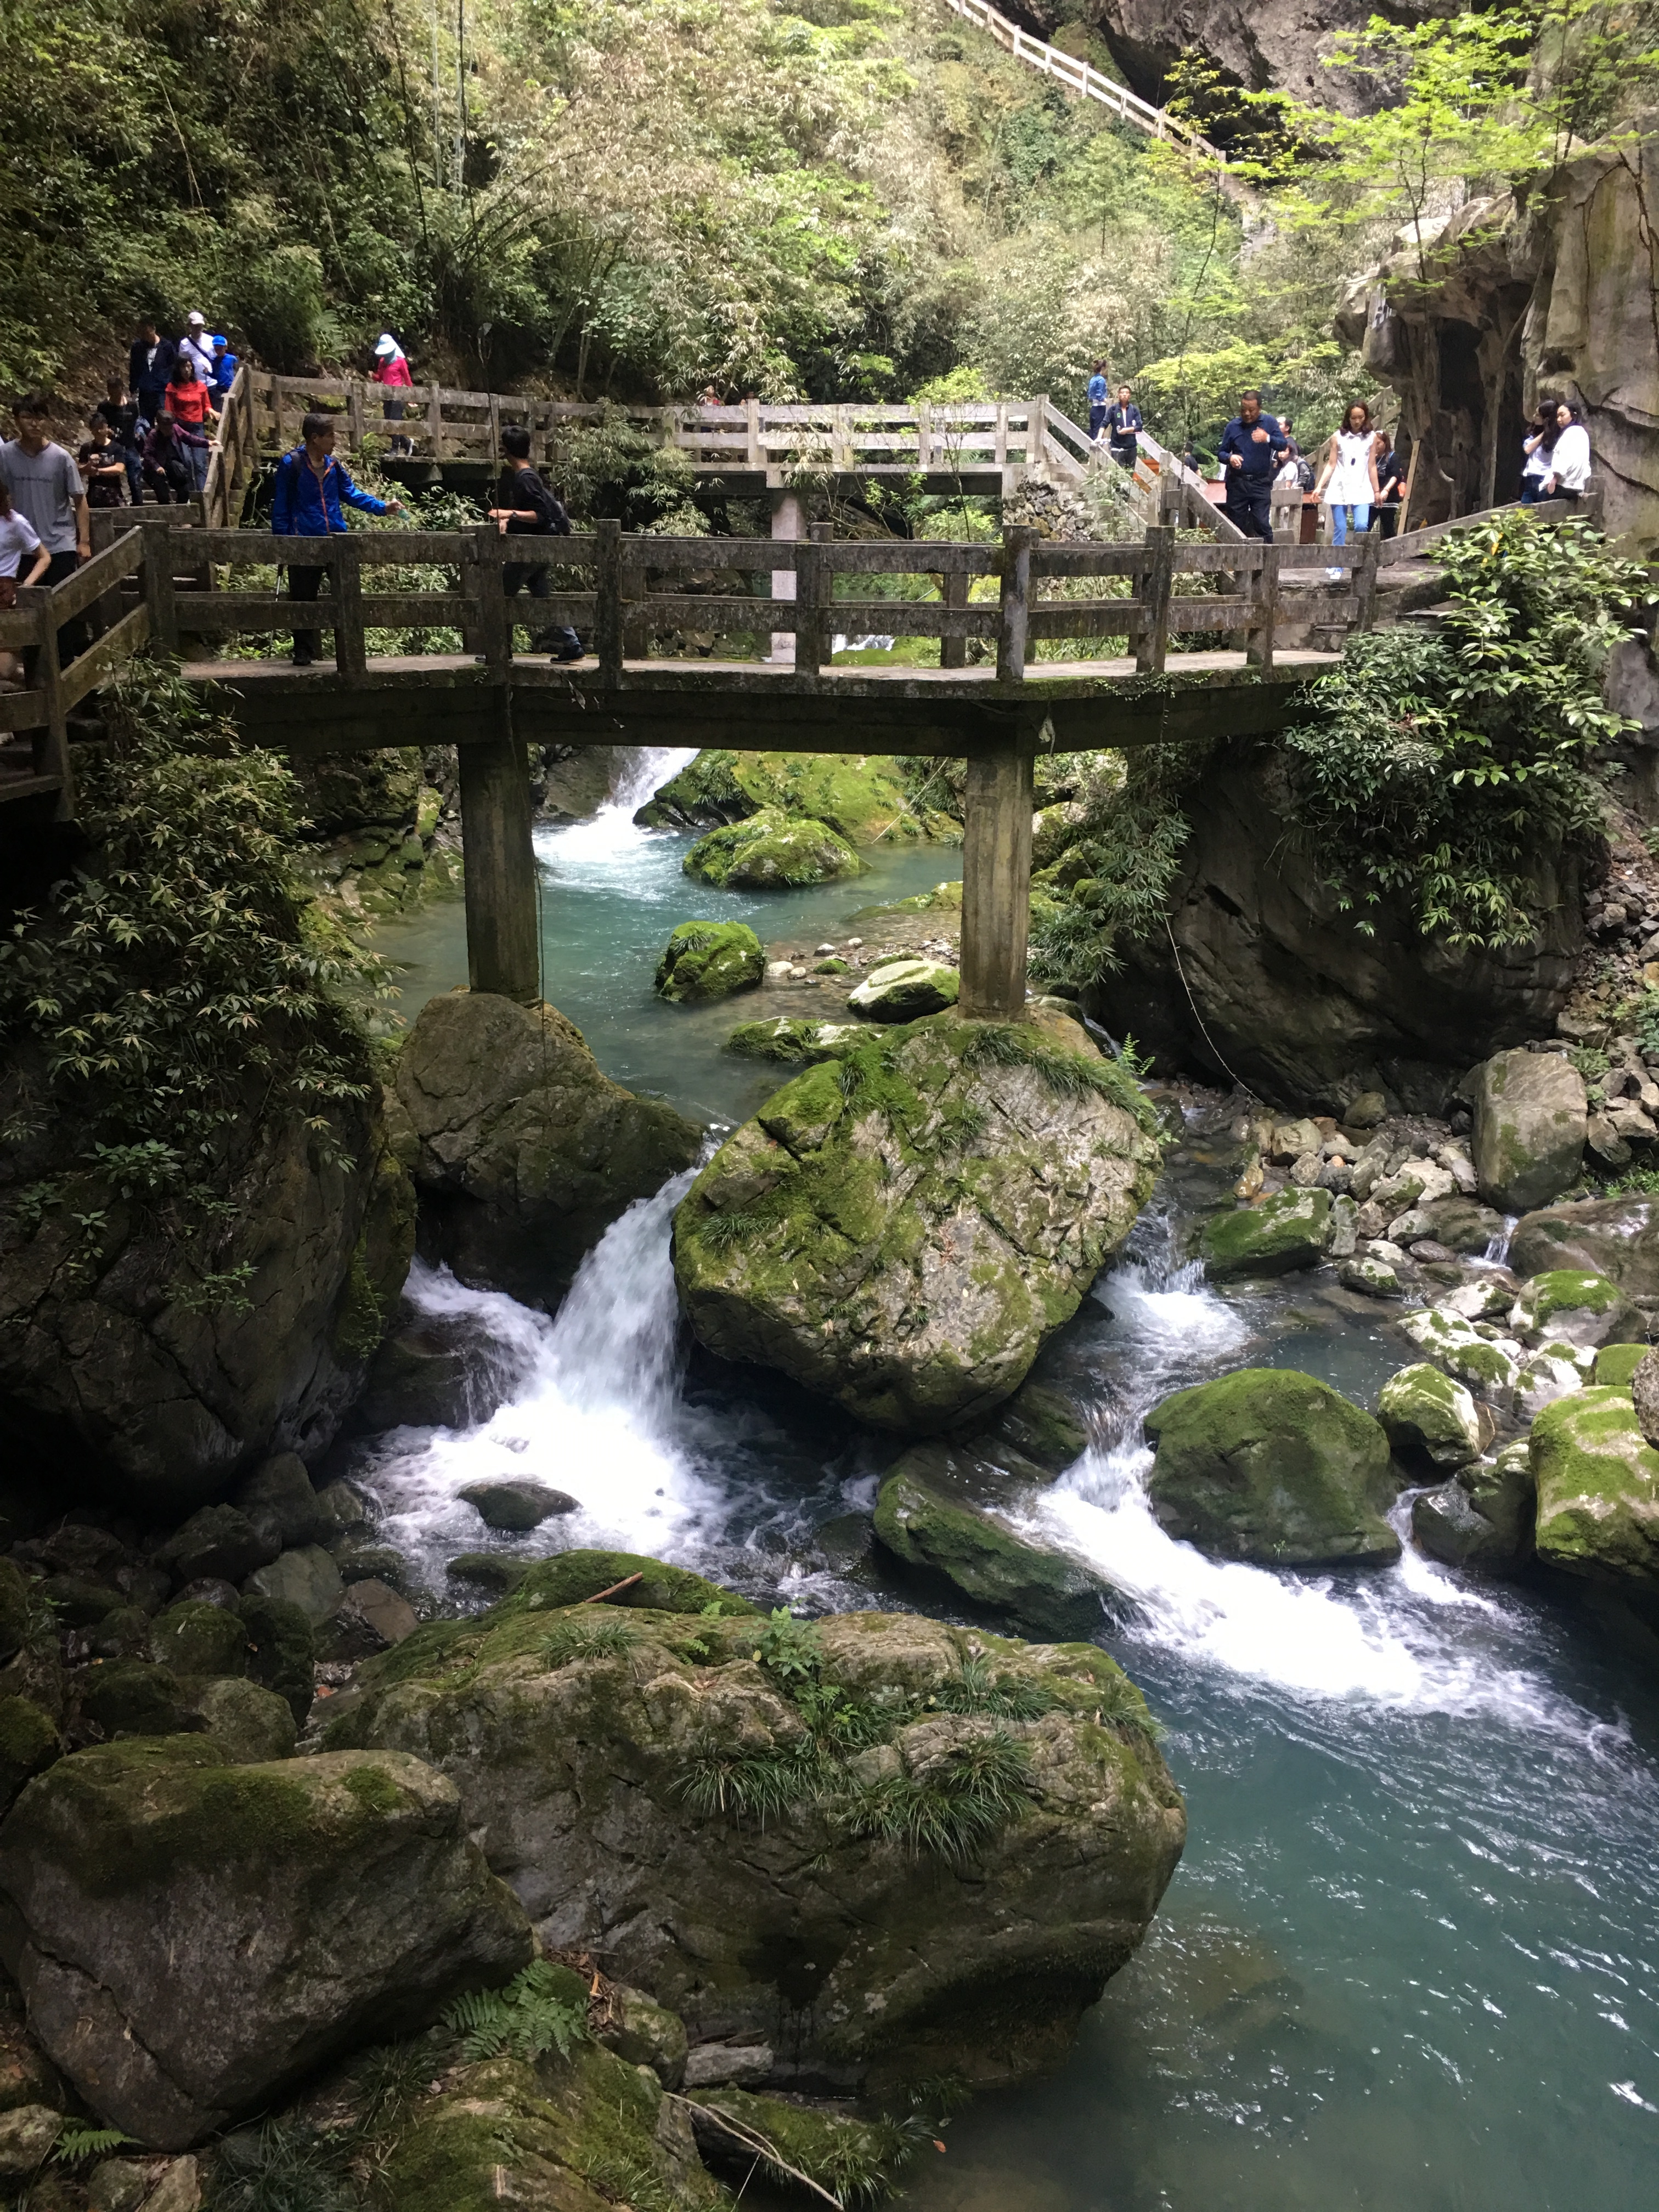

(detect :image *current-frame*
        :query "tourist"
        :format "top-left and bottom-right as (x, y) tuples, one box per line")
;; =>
(0, 398), (90, 662)
(487, 424), (583, 662)
(211, 334), (239, 406)
(0, 479), (51, 693)
(78, 417), (129, 510)
(1372, 430), (1404, 537)
(1087, 361), (1109, 442)
(1519, 403), (1557, 503)
(140, 414), (194, 505)
(1313, 399), (1380, 549)
(164, 355), (216, 493)
(270, 411), (405, 667)
(371, 333), (415, 456)
(95, 375), (144, 503)
(1104, 384), (1142, 471)
(178, 311), (216, 383)
(128, 317), (177, 430)
(1217, 390), (1288, 541)
(1543, 401), (1592, 505)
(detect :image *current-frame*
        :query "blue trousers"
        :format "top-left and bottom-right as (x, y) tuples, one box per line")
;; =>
(1329, 502), (1371, 545)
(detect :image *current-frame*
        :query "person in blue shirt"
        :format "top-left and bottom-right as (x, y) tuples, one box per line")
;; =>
(271, 411), (404, 665)
(211, 336), (239, 403)
(1217, 389), (1288, 541)
(1087, 362), (1109, 441)
(1104, 384), (1143, 471)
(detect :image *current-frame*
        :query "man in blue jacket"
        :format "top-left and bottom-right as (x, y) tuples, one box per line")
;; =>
(271, 411), (404, 665)
(1217, 389), (1288, 541)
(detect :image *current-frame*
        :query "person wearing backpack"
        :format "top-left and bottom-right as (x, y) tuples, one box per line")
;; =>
(486, 425), (583, 661)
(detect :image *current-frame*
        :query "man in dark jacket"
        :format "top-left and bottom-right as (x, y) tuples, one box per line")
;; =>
(270, 411), (404, 665)
(1104, 385), (1143, 472)
(1217, 390), (1288, 541)
(129, 320), (177, 430)
(486, 425), (583, 661)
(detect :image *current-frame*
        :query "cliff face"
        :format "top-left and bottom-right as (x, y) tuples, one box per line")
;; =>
(1020, 0), (1440, 111)
(1337, 125), (1659, 553)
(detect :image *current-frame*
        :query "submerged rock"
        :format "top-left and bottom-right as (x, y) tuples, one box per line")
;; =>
(726, 1015), (864, 1064)
(458, 1480), (579, 1532)
(674, 1017), (1161, 1432)
(873, 1436), (1111, 1638)
(390, 991), (701, 1308)
(684, 808), (862, 890)
(654, 921), (766, 1003)
(1145, 1368), (1402, 1565)
(848, 957), (960, 1022)
(325, 1584), (1183, 2091)
(1532, 1385), (1659, 1582)
(1410, 1440), (1535, 1575)
(1470, 1049), (1587, 1214)
(0, 1742), (531, 2146)
(1199, 1188), (1331, 1280)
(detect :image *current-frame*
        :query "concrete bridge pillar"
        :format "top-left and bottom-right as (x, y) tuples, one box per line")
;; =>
(457, 721), (541, 1002)
(959, 739), (1035, 1021)
(769, 491), (802, 665)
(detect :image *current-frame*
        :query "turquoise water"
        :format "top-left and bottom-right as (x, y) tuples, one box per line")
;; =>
(361, 757), (1659, 2210)
(376, 754), (957, 1127)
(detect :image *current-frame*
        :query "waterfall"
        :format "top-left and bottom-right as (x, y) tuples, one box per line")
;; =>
(535, 745), (697, 866)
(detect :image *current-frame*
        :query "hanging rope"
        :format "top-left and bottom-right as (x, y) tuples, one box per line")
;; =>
(1163, 911), (1250, 1094)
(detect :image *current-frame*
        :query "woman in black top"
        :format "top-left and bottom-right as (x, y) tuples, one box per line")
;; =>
(487, 426), (584, 661)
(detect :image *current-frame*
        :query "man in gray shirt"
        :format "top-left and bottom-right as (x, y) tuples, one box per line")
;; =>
(1, 394), (92, 658)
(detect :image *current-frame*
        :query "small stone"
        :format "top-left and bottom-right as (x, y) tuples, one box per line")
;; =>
(160, 1506), (276, 1588)
(765, 961), (793, 980)
(87, 2159), (154, 2212)
(326, 1578), (420, 1660)
(1270, 1118), (1322, 1164)
(242, 1545), (344, 1626)
(445, 1553), (529, 1592)
(1340, 1255), (1405, 1298)
(816, 943), (834, 955)
(1408, 1240), (1457, 1264)
(1353, 1199), (1389, 1239)
(1234, 1159), (1265, 1201)
(1290, 1149), (1323, 1188)
(1345, 1091), (1389, 1128)
(682, 2042), (774, 2090)
(233, 1454), (326, 1552)
(189, 1678), (298, 1764)
(456, 1480), (580, 1533)
(1328, 1194), (1359, 1258)
(136, 2157), (202, 2212)
(0, 2106), (66, 2177)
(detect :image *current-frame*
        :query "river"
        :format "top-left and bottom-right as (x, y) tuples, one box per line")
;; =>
(355, 759), (1659, 2210)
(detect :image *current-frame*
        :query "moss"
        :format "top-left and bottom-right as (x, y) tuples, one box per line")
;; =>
(1199, 1188), (1332, 1280)
(76, 1660), (191, 1738)
(498, 1550), (759, 1621)
(640, 746), (941, 846)
(332, 1221), (390, 1364)
(149, 1599), (248, 1680)
(684, 808), (865, 889)
(1595, 1341), (1648, 1388)
(1146, 1368), (1401, 1565)
(725, 1015), (862, 1065)
(343, 1762), (407, 1816)
(874, 1454), (1111, 1639)
(1532, 1385), (1659, 1581)
(654, 921), (766, 1003)
(0, 1694), (59, 1808)
(238, 1593), (318, 1724)
(697, 2085), (911, 2200)
(1376, 1363), (1482, 1471)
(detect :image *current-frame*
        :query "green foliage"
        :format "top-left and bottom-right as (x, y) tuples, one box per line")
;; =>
(539, 1612), (641, 1668)
(52, 2124), (136, 2166)
(755, 1606), (826, 1685)
(1281, 515), (1645, 946)
(834, 1729), (1037, 1861)
(1028, 743), (1203, 992)
(208, 2119), (358, 2212)
(442, 1961), (589, 2064)
(936, 1655), (1058, 1721)
(677, 1740), (827, 1825)
(958, 1022), (1161, 1133)
(1634, 992), (1659, 1059)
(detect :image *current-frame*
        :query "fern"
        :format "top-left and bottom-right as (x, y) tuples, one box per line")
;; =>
(442, 1961), (588, 2064)
(52, 2124), (136, 2165)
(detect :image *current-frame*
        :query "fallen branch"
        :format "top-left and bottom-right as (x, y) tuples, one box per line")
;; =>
(670, 2095), (844, 2209)
(578, 1573), (644, 1606)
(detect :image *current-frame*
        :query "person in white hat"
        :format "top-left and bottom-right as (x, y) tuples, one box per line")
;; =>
(371, 334), (415, 457)
(179, 312), (215, 382)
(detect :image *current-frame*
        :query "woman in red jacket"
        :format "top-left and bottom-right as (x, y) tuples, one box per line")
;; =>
(163, 356), (217, 493)
(371, 334), (415, 456)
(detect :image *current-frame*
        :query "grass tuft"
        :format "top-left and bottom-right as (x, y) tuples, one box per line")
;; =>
(832, 1729), (1037, 1862)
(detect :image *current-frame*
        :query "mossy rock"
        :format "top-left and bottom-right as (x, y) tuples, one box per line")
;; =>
(1199, 1189), (1331, 1281)
(0, 1694), (59, 1816)
(236, 1594), (317, 1725)
(148, 1601), (248, 1681)
(597, 1984), (689, 2087)
(74, 1661), (193, 1739)
(1400, 1305), (1524, 1402)
(187, 1677), (298, 1764)
(962, 1376), (1090, 1474)
(725, 1015), (863, 1065)
(0, 1560), (32, 1665)
(1595, 1341), (1649, 1389)
(848, 957), (960, 1022)
(1146, 1368), (1402, 1565)
(503, 1549), (759, 1620)
(684, 807), (864, 889)
(1410, 1441), (1534, 1575)
(1509, 1269), (1639, 1348)
(1470, 1048), (1587, 1213)
(1532, 1385), (1659, 1582)
(693, 2085), (910, 2200)
(654, 920), (766, 1003)
(676, 1015), (1161, 1432)
(874, 1441), (1113, 1639)
(637, 747), (940, 845)
(1376, 1364), (1486, 1472)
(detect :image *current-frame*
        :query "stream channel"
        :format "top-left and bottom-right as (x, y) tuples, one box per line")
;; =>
(354, 753), (1659, 2210)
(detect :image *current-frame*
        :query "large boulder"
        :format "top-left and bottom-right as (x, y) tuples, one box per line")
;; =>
(1145, 1368), (1402, 1565)
(874, 1437), (1112, 1638)
(1087, 745), (1584, 1111)
(848, 958), (960, 1022)
(683, 808), (863, 889)
(1531, 1385), (1659, 1582)
(636, 747), (943, 845)
(1376, 1363), (1488, 1472)
(390, 991), (701, 1307)
(673, 1017), (1161, 1432)
(1508, 1269), (1640, 1348)
(1199, 1188), (1331, 1280)
(1470, 1049), (1588, 1214)
(0, 1741), (531, 2147)
(654, 921), (765, 1003)
(324, 1588), (1184, 2091)
(0, 1095), (414, 1516)
(1508, 1195), (1659, 1301)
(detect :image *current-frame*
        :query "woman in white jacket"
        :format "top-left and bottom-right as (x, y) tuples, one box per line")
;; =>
(1543, 402), (1592, 505)
(1314, 400), (1381, 546)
